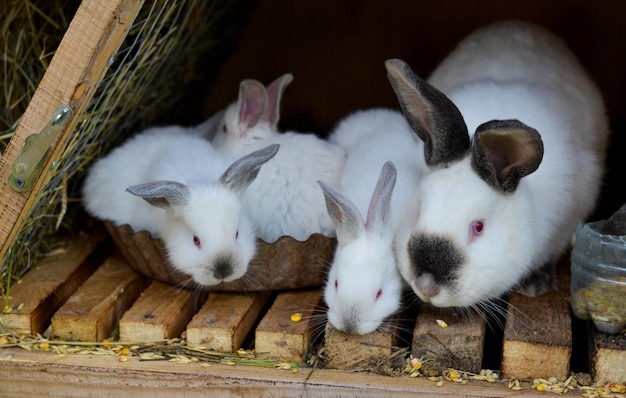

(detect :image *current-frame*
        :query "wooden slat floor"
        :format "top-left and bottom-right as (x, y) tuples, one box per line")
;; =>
(1, 230), (624, 397)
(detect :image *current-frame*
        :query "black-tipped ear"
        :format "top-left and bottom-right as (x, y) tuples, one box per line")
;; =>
(385, 58), (470, 167)
(471, 119), (544, 193)
(126, 181), (189, 209)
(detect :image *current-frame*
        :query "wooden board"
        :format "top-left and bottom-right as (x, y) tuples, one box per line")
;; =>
(255, 289), (323, 363)
(51, 253), (145, 341)
(119, 281), (201, 341)
(322, 314), (406, 371)
(186, 292), (271, 351)
(1, 231), (108, 334)
(500, 285), (572, 381)
(411, 305), (486, 374)
(0, 348), (553, 398)
(0, 0), (144, 264)
(589, 326), (626, 382)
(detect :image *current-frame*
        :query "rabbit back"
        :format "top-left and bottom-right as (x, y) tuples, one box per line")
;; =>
(82, 126), (230, 235)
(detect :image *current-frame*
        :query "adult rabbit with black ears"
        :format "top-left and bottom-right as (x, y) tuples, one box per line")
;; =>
(386, 20), (610, 308)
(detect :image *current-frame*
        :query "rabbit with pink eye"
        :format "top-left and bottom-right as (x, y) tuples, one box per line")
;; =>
(385, 20), (610, 308)
(82, 124), (279, 286)
(211, 74), (346, 243)
(319, 108), (426, 335)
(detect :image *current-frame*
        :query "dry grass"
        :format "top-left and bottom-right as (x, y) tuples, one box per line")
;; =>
(1, 0), (242, 301)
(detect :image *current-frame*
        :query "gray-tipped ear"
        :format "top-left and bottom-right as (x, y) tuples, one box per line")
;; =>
(126, 181), (190, 210)
(220, 143), (279, 194)
(318, 180), (364, 242)
(237, 79), (268, 132)
(264, 73), (293, 129)
(471, 119), (544, 194)
(366, 161), (397, 235)
(385, 58), (470, 167)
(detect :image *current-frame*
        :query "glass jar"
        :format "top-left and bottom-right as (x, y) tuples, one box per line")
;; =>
(570, 205), (626, 335)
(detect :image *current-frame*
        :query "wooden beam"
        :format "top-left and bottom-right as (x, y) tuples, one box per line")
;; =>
(322, 314), (406, 371)
(1, 231), (108, 334)
(589, 326), (626, 382)
(255, 289), (323, 363)
(411, 305), (486, 374)
(501, 285), (572, 381)
(51, 253), (145, 341)
(119, 281), (202, 341)
(0, 0), (144, 268)
(186, 292), (271, 351)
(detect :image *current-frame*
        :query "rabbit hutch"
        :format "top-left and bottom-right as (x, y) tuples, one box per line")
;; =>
(1, 0), (625, 396)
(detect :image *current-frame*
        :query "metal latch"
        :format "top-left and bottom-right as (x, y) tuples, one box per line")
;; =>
(8, 105), (74, 193)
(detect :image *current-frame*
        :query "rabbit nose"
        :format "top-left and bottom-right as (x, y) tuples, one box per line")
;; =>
(213, 260), (233, 280)
(415, 273), (441, 299)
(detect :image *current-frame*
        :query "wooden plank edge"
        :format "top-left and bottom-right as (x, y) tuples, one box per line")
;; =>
(0, 347), (553, 398)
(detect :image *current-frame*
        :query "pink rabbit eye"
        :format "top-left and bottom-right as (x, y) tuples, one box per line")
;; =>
(469, 220), (485, 243)
(193, 235), (201, 248)
(334, 279), (338, 290)
(376, 289), (383, 301)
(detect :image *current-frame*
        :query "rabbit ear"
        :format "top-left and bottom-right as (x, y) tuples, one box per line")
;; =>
(471, 119), (544, 193)
(237, 79), (268, 134)
(220, 143), (279, 194)
(318, 180), (364, 242)
(263, 73), (293, 129)
(385, 58), (470, 167)
(366, 161), (397, 236)
(126, 181), (189, 210)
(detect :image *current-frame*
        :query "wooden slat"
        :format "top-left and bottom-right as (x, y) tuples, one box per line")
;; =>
(51, 253), (145, 341)
(411, 305), (486, 374)
(589, 326), (626, 382)
(255, 289), (322, 363)
(0, 0), (144, 267)
(1, 231), (108, 334)
(118, 281), (201, 341)
(0, 347), (554, 397)
(186, 292), (271, 351)
(322, 314), (406, 370)
(500, 286), (572, 381)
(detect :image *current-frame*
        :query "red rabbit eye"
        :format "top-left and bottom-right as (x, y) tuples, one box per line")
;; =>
(193, 235), (201, 248)
(334, 279), (339, 290)
(376, 289), (383, 301)
(469, 220), (485, 243)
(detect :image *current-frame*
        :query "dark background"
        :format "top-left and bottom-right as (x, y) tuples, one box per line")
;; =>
(190, 0), (626, 221)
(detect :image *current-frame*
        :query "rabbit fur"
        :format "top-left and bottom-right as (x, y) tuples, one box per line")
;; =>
(82, 125), (278, 286)
(319, 108), (426, 334)
(385, 20), (610, 308)
(211, 74), (346, 243)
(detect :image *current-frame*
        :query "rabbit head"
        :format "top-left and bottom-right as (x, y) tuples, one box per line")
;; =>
(212, 73), (293, 153)
(126, 144), (279, 286)
(386, 58), (545, 308)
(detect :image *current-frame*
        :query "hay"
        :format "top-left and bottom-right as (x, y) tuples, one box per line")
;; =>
(1, 0), (244, 299)
(0, 0), (80, 151)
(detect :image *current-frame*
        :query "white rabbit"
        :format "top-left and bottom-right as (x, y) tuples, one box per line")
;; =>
(385, 20), (610, 308)
(82, 125), (279, 286)
(319, 108), (426, 334)
(211, 74), (346, 243)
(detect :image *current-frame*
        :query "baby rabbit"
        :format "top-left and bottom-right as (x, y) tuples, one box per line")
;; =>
(386, 20), (610, 308)
(211, 74), (345, 243)
(319, 108), (426, 334)
(82, 124), (279, 286)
